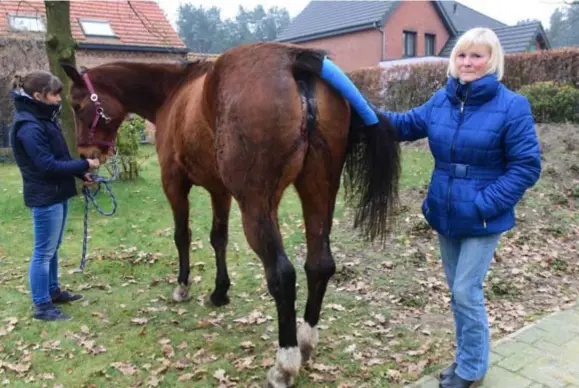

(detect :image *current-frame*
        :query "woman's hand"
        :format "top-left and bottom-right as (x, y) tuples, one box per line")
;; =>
(81, 172), (96, 187)
(87, 158), (100, 169)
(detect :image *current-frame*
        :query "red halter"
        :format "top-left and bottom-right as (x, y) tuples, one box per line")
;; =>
(78, 73), (114, 148)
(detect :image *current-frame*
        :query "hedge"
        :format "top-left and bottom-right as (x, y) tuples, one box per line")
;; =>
(347, 48), (579, 122)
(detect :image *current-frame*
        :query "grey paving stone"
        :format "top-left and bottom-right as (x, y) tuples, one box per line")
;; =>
(542, 329), (579, 346)
(411, 375), (439, 388)
(497, 346), (547, 372)
(490, 351), (506, 365)
(516, 326), (549, 345)
(534, 319), (579, 335)
(519, 357), (579, 388)
(480, 366), (533, 387)
(494, 339), (541, 357)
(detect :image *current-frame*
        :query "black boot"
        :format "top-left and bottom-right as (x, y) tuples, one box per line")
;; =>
(51, 288), (83, 304)
(439, 362), (457, 381)
(439, 373), (478, 388)
(33, 302), (72, 321)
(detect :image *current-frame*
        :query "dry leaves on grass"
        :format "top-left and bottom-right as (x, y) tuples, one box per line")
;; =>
(65, 330), (106, 355)
(233, 310), (272, 326)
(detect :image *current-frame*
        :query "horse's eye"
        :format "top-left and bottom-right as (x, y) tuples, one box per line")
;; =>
(72, 103), (80, 111)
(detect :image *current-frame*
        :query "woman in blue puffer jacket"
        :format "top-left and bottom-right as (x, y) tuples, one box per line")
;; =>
(382, 28), (541, 387)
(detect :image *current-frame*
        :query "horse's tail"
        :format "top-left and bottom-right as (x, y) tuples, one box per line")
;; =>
(290, 47), (401, 244)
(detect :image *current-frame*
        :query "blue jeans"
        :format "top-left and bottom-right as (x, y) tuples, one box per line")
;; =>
(29, 200), (68, 305)
(438, 233), (501, 381)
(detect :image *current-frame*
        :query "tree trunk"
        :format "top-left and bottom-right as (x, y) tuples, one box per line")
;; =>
(44, 0), (78, 158)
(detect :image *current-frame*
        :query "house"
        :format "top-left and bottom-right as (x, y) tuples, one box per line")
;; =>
(0, 0), (188, 68)
(0, 0), (188, 148)
(277, 1), (550, 72)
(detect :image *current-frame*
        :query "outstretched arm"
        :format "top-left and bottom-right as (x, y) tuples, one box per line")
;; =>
(379, 96), (434, 142)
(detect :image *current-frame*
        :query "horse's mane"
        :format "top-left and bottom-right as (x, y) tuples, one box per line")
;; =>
(180, 59), (215, 80)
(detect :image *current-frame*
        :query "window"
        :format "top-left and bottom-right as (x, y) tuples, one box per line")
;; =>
(425, 33), (436, 56)
(79, 19), (116, 37)
(403, 31), (417, 57)
(8, 15), (45, 32)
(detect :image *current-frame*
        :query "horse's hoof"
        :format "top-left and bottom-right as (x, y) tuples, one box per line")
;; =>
(266, 347), (301, 388)
(209, 292), (230, 307)
(297, 322), (319, 362)
(172, 284), (192, 302)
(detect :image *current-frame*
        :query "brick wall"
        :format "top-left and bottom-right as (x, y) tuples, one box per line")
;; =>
(295, 29), (383, 72)
(291, 1), (451, 71)
(384, 1), (450, 60)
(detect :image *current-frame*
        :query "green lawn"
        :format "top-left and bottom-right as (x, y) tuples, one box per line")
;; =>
(1, 128), (578, 387)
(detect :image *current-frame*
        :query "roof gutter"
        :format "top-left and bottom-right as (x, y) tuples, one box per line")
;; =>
(374, 21), (385, 61)
(277, 22), (377, 43)
(77, 42), (189, 53)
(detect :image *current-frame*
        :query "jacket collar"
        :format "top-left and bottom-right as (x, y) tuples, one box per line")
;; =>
(445, 73), (500, 106)
(11, 90), (62, 122)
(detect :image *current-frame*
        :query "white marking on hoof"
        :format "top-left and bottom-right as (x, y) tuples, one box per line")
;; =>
(172, 283), (191, 302)
(297, 322), (319, 362)
(267, 347), (301, 388)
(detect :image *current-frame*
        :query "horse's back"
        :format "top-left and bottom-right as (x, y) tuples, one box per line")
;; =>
(206, 44), (313, 202)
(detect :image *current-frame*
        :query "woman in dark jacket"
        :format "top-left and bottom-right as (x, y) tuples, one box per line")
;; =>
(10, 70), (100, 321)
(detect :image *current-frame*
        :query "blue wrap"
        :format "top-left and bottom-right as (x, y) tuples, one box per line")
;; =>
(320, 57), (378, 126)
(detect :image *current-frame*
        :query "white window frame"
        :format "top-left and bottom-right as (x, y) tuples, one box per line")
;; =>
(79, 18), (116, 37)
(8, 14), (45, 32)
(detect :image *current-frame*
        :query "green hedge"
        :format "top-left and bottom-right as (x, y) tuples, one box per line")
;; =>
(518, 81), (579, 123)
(347, 48), (579, 122)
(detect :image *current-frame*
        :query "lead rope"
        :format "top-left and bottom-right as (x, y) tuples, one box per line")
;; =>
(73, 148), (119, 273)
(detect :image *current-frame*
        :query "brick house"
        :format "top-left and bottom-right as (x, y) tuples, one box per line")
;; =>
(0, 0), (187, 66)
(0, 0), (188, 147)
(277, 0), (551, 72)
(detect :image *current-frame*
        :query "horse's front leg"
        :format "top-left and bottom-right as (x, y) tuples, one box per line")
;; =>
(162, 168), (193, 302)
(209, 190), (232, 306)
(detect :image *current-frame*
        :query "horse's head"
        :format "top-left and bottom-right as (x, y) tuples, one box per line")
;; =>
(61, 63), (127, 162)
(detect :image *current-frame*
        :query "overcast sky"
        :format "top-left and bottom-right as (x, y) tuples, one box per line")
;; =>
(157, 0), (569, 30)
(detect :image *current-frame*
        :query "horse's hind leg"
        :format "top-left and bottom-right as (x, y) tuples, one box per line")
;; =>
(238, 201), (301, 388)
(293, 151), (342, 362)
(208, 190), (232, 306)
(161, 167), (193, 302)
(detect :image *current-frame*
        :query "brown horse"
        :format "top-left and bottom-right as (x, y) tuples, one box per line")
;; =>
(61, 42), (400, 387)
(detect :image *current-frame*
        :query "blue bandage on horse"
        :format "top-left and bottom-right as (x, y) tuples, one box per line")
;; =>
(319, 57), (379, 126)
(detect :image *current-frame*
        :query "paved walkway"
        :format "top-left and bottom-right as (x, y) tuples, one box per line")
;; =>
(411, 302), (579, 388)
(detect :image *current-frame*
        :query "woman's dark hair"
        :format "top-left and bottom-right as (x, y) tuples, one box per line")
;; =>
(11, 70), (63, 96)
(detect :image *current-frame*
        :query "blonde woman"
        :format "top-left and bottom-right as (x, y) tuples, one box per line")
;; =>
(379, 28), (542, 387)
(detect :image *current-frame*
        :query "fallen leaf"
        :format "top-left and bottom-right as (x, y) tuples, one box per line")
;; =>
(131, 318), (149, 325)
(239, 341), (255, 350)
(111, 362), (137, 376)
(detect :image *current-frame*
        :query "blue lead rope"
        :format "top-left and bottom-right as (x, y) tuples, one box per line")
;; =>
(75, 150), (119, 272)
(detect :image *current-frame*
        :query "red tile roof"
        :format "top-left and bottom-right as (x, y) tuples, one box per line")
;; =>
(0, 0), (186, 49)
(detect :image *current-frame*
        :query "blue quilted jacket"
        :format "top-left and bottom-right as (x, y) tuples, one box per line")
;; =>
(383, 74), (541, 238)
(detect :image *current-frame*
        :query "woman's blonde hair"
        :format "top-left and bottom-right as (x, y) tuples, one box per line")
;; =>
(447, 27), (505, 81)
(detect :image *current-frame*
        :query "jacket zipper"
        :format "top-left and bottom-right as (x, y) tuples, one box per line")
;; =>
(447, 98), (466, 235)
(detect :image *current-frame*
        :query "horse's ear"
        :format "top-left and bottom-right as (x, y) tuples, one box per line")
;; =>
(60, 61), (83, 85)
